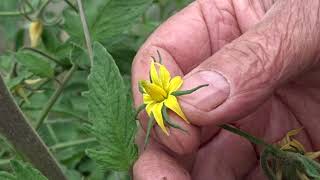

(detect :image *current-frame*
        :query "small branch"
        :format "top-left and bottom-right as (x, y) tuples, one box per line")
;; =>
(0, 74), (67, 180)
(47, 125), (59, 143)
(22, 0), (34, 11)
(76, 0), (93, 66)
(64, 0), (78, 13)
(0, 10), (32, 16)
(35, 65), (77, 130)
(37, 0), (51, 17)
(44, 114), (90, 124)
(50, 138), (96, 151)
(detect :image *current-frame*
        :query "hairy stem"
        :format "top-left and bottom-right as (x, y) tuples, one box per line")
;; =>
(0, 74), (67, 180)
(76, 0), (94, 66)
(35, 65), (77, 130)
(49, 138), (96, 151)
(219, 124), (271, 147)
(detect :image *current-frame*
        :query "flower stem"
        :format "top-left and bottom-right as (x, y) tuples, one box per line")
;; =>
(50, 138), (96, 151)
(35, 65), (77, 130)
(219, 124), (271, 147)
(172, 84), (209, 96)
(76, 0), (93, 66)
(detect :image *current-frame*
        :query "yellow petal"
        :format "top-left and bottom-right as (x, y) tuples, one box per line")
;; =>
(143, 94), (154, 104)
(279, 143), (291, 150)
(290, 139), (305, 152)
(285, 128), (303, 142)
(305, 151), (320, 159)
(29, 21), (43, 48)
(159, 65), (171, 90)
(146, 103), (156, 116)
(152, 103), (169, 135)
(168, 76), (183, 94)
(164, 95), (189, 123)
(150, 61), (161, 86)
(140, 80), (167, 102)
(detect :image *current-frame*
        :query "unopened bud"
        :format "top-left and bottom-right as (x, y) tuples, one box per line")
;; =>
(29, 21), (43, 48)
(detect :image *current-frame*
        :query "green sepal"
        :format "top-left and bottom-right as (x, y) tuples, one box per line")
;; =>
(171, 84), (209, 96)
(149, 72), (152, 83)
(260, 147), (278, 180)
(144, 114), (155, 149)
(161, 105), (188, 133)
(157, 50), (162, 64)
(138, 81), (145, 93)
(260, 147), (320, 180)
(135, 104), (146, 119)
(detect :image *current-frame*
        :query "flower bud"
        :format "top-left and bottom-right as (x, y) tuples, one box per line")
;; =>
(29, 21), (43, 48)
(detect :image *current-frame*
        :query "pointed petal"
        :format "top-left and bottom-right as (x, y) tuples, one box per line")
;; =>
(305, 151), (320, 159)
(146, 103), (156, 116)
(164, 95), (189, 123)
(143, 94), (154, 104)
(168, 76), (183, 94)
(141, 80), (167, 101)
(150, 61), (161, 86)
(152, 103), (169, 135)
(290, 139), (305, 152)
(159, 65), (171, 90)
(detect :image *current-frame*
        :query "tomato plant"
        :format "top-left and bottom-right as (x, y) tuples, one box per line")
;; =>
(0, 0), (191, 179)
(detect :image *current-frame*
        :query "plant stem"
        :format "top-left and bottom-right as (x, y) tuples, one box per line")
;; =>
(76, 0), (94, 66)
(64, 0), (78, 13)
(219, 124), (271, 147)
(37, 0), (51, 17)
(0, 10), (31, 16)
(50, 138), (96, 151)
(47, 125), (59, 143)
(45, 115), (90, 124)
(0, 74), (67, 180)
(35, 65), (77, 130)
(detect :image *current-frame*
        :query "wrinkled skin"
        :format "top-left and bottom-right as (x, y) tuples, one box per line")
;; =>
(131, 0), (320, 179)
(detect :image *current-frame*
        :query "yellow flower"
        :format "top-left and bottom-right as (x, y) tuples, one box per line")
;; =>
(274, 128), (320, 179)
(29, 21), (43, 48)
(277, 128), (320, 159)
(140, 61), (188, 135)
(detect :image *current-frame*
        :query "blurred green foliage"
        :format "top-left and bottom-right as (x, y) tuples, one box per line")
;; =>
(0, 0), (192, 179)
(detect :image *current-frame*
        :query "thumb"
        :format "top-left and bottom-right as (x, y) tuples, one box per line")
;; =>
(179, 0), (320, 125)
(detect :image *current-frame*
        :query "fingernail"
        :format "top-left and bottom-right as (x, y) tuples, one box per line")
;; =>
(180, 71), (230, 111)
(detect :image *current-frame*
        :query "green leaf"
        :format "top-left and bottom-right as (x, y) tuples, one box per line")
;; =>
(6, 70), (33, 90)
(86, 42), (137, 171)
(0, 160), (48, 180)
(64, 0), (153, 42)
(0, 53), (14, 75)
(15, 51), (54, 78)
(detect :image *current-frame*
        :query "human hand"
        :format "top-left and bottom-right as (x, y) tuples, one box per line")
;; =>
(131, 0), (320, 179)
